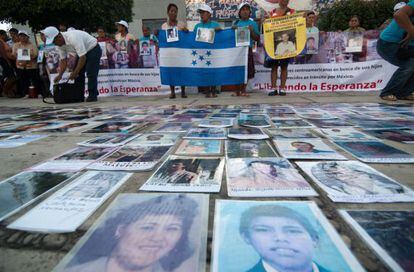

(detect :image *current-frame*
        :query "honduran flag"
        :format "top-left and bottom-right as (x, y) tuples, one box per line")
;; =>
(158, 29), (248, 86)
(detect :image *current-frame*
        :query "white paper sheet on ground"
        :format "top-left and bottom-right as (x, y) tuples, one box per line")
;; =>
(87, 146), (172, 171)
(140, 155), (224, 192)
(297, 161), (414, 203)
(274, 139), (347, 160)
(8, 171), (133, 233)
(0, 134), (48, 148)
(211, 200), (365, 272)
(30, 147), (115, 172)
(226, 158), (317, 197)
(52, 193), (209, 272)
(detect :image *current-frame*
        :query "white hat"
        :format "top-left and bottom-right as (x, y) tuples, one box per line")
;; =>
(394, 2), (406, 11)
(116, 20), (129, 29)
(197, 3), (213, 14)
(237, 3), (251, 18)
(18, 30), (29, 37)
(42, 26), (59, 44)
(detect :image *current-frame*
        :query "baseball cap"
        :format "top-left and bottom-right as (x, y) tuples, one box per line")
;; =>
(394, 2), (406, 11)
(238, 3), (251, 18)
(197, 3), (213, 14)
(18, 30), (29, 37)
(42, 26), (59, 44)
(116, 20), (129, 29)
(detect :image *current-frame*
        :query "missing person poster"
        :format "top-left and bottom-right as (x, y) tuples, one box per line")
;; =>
(8, 171), (133, 233)
(212, 200), (365, 272)
(263, 13), (306, 60)
(52, 193), (208, 272)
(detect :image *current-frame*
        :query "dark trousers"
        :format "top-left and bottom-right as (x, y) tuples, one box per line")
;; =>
(16, 68), (44, 97)
(75, 44), (101, 98)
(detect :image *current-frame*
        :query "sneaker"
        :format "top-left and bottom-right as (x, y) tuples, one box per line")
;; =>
(380, 95), (397, 101)
(268, 91), (277, 96)
(278, 90), (287, 96)
(86, 96), (98, 102)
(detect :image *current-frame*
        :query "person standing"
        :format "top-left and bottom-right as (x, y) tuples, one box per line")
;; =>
(265, 0), (295, 96)
(232, 3), (260, 97)
(377, 0), (414, 101)
(161, 3), (188, 99)
(11, 31), (44, 98)
(7, 28), (19, 47)
(42, 26), (102, 102)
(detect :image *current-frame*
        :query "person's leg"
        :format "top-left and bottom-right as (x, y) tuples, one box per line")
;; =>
(279, 63), (288, 96)
(16, 68), (26, 97)
(169, 85), (176, 99)
(85, 45), (101, 101)
(269, 65), (279, 96)
(181, 86), (187, 98)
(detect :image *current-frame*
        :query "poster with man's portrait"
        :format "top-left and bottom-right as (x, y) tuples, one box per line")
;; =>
(83, 122), (147, 134)
(175, 139), (222, 156)
(184, 128), (227, 140)
(140, 155), (224, 192)
(362, 129), (414, 144)
(198, 118), (233, 128)
(127, 133), (182, 147)
(334, 140), (414, 163)
(297, 161), (414, 203)
(153, 122), (193, 133)
(274, 30), (297, 58)
(345, 32), (364, 53)
(225, 139), (277, 158)
(52, 193), (209, 272)
(236, 27), (250, 47)
(319, 128), (375, 141)
(340, 210), (414, 272)
(239, 114), (271, 128)
(306, 32), (319, 54)
(271, 118), (314, 129)
(88, 146), (172, 171)
(212, 200), (365, 272)
(78, 134), (141, 148)
(166, 27), (179, 42)
(227, 127), (269, 140)
(17, 48), (31, 61)
(195, 28), (215, 44)
(266, 128), (317, 139)
(226, 158), (317, 197)
(274, 139), (347, 160)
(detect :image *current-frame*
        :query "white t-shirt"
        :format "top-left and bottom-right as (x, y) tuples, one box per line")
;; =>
(275, 41), (296, 56)
(58, 30), (97, 59)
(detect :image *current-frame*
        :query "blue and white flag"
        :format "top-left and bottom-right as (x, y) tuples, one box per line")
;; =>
(159, 29), (248, 86)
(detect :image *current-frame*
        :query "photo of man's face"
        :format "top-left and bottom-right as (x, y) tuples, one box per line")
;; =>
(147, 134), (163, 141)
(292, 142), (314, 152)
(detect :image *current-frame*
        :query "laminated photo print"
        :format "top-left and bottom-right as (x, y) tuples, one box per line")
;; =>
(83, 122), (146, 134)
(153, 122), (193, 133)
(0, 171), (75, 221)
(212, 200), (365, 272)
(140, 155), (224, 192)
(305, 32), (319, 55)
(239, 114), (271, 128)
(78, 134), (140, 148)
(236, 27), (250, 47)
(166, 27), (179, 42)
(340, 210), (414, 272)
(319, 127), (375, 141)
(17, 48), (31, 61)
(195, 27), (215, 43)
(225, 140), (277, 158)
(362, 129), (414, 144)
(184, 128), (227, 140)
(0, 121), (61, 133)
(266, 128), (317, 139)
(308, 119), (354, 128)
(228, 128), (269, 140)
(351, 120), (408, 130)
(226, 158), (317, 197)
(36, 122), (93, 133)
(126, 133), (181, 147)
(0, 134), (48, 148)
(52, 193), (208, 272)
(271, 119), (314, 129)
(334, 140), (414, 163)
(8, 171), (133, 233)
(345, 31), (363, 53)
(297, 161), (414, 203)
(266, 106), (296, 115)
(274, 139), (346, 160)
(198, 118), (233, 128)
(211, 113), (239, 119)
(175, 139), (222, 156)
(88, 146), (171, 171)
(30, 147), (115, 172)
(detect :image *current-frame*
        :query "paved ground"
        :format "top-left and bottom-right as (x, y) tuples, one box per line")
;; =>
(0, 91), (413, 272)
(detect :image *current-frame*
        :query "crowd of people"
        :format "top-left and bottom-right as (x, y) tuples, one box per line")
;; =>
(0, 0), (413, 102)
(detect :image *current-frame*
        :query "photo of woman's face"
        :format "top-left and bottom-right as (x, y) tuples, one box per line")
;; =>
(244, 216), (315, 271)
(114, 214), (184, 269)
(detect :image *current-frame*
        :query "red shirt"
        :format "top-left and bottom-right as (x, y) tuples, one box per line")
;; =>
(269, 8), (295, 18)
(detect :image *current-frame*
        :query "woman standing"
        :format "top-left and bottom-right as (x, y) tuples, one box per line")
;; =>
(161, 3), (188, 99)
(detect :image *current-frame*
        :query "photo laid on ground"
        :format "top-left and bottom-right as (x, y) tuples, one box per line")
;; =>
(340, 210), (414, 272)
(198, 118), (233, 128)
(211, 200), (365, 272)
(239, 114), (271, 128)
(0, 134), (48, 148)
(274, 139), (347, 160)
(153, 122), (193, 133)
(140, 156), (224, 192)
(0, 171), (76, 221)
(88, 146), (172, 171)
(126, 133), (181, 147)
(228, 128), (269, 140)
(266, 128), (318, 139)
(318, 127), (375, 141)
(362, 129), (414, 144)
(334, 141), (414, 163)
(225, 139), (277, 158)
(175, 139), (222, 156)
(83, 122), (147, 134)
(52, 193), (209, 272)
(271, 119), (315, 129)
(184, 128), (227, 140)
(8, 171), (132, 233)
(78, 134), (140, 148)
(226, 158), (317, 197)
(297, 161), (414, 203)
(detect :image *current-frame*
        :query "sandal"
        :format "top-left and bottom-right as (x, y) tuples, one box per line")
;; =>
(181, 94), (188, 98)
(380, 95), (397, 101)
(231, 92), (241, 97)
(169, 94), (176, 99)
(240, 93), (250, 97)
(268, 91), (278, 96)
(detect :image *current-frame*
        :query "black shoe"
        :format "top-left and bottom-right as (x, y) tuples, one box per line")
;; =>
(278, 90), (287, 96)
(268, 91), (278, 96)
(86, 96), (97, 102)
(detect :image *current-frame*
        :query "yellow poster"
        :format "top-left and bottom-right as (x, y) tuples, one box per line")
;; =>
(263, 13), (306, 60)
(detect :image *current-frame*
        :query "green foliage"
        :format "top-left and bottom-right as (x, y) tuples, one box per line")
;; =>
(0, 0), (133, 32)
(317, 0), (397, 31)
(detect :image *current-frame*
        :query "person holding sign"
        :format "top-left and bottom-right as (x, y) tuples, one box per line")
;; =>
(161, 3), (188, 99)
(265, 0), (295, 96)
(232, 2), (260, 97)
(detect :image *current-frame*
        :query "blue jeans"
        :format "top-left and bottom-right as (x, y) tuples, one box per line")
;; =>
(376, 39), (414, 98)
(75, 44), (101, 98)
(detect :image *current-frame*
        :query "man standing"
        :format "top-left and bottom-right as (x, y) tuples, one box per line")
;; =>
(42, 26), (101, 102)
